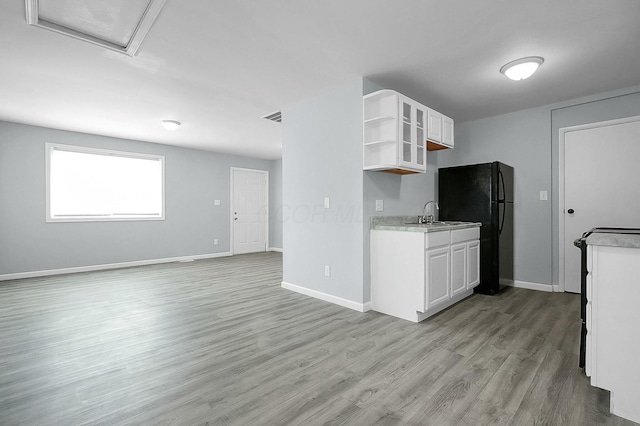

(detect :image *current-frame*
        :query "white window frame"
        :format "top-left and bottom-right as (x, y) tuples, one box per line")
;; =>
(45, 143), (165, 223)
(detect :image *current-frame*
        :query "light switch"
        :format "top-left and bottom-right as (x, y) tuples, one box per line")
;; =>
(540, 191), (548, 201)
(214, 199), (221, 206)
(324, 265), (331, 277)
(324, 197), (330, 209)
(375, 199), (384, 212)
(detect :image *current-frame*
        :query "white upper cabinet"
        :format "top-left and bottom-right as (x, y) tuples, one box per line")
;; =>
(364, 90), (453, 174)
(442, 115), (454, 148)
(427, 109), (442, 143)
(363, 90), (426, 174)
(426, 108), (454, 150)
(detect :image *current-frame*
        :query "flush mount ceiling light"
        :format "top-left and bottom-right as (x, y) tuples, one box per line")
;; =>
(25, 0), (167, 56)
(500, 56), (544, 81)
(161, 120), (181, 130)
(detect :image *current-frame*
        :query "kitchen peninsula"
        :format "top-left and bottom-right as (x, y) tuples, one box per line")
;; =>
(370, 216), (481, 323)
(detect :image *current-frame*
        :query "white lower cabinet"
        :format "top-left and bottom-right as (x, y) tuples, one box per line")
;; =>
(371, 226), (480, 323)
(425, 246), (451, 309)
(585, 244), (640, 424)
(451, 229), (481, 295)
(467, 240), (480, 289)
(450, 243), (467, 297)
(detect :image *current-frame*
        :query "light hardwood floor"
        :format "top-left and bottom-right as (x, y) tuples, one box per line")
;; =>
(0, 252), (636, 425)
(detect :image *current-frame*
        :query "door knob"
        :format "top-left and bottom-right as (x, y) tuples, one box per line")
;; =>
(567, 209), (575, 214)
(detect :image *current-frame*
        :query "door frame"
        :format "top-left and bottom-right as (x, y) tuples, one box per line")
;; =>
(557, 115), (640, 292)
(229, 167), (269, 255)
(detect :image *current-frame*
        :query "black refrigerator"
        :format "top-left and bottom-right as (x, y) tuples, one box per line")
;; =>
(438, 162), (514, 295)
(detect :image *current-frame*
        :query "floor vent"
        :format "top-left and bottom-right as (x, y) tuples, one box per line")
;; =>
(262, 110), (282, 123)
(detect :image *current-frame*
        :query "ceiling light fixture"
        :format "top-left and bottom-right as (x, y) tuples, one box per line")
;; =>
(161, 120), (181, 130)
(500, 56), (544, 81)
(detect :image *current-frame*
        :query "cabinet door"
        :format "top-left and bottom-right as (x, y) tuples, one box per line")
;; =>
(451, 243), (467, 296)
(425, 247), (450, 310)
(467, 240), (480, 289)
(399, 98), (414, 168)
(415, 105), (426, 169)
(427, 109), (442, 142)
(442, 116), (454, 147)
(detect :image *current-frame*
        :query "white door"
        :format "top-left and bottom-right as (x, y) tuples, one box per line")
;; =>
(562, 118), (640, 293)
(231, 168), (268, 255)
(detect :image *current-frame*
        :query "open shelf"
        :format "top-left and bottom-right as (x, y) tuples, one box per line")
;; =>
(364, 90), (397, 122)
(364, 140), (396, 147)
(364, 115), (396, 124)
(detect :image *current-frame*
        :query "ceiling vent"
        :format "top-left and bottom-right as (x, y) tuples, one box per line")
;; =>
(25, 0), (166, 56)
(262, 110), (282, 123)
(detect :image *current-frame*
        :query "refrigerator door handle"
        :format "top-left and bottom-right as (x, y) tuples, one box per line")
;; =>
(499, 201), (506, 236)
(498, 169), (506, 202)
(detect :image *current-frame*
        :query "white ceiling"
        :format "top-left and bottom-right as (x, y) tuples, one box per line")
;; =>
(1, 1), (639, 160)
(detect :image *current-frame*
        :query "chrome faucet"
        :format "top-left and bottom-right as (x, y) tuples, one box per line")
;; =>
(421, 200), (439, 224)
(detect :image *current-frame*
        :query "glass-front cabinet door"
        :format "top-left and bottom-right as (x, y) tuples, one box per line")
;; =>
(416, 107), (425, 167)
(398, 96), (426, 172)
(400, 99), (413, 167)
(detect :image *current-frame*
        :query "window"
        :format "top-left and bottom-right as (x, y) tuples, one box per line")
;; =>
(46, 143), (165, 222)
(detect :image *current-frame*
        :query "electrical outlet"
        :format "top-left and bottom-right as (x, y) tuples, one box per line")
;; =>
(375, 199), (384, 212)
(540, 191), (548, 201)
(214, 239), (218, 245)
(324, 265), (331, 277)
(214, 200), (221, 206)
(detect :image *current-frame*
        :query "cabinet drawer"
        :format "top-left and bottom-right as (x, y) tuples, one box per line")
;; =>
(425, 230), (450, 249)
(451, 227), (479, 244)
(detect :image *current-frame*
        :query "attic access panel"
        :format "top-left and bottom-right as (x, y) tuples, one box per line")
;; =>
(25, 0), (166, 56)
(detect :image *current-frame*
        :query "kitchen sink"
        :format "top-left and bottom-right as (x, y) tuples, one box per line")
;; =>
(403, 221), (463, 226)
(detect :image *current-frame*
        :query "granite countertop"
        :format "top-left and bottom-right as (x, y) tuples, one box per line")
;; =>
(371, 216), (481, 233)
(586, 231), (640, 248)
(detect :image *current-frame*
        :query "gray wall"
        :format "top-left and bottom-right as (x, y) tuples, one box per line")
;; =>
(269, 158), (283, 249)
(282, 79), (364, 303)
(0, 120), (281, 275)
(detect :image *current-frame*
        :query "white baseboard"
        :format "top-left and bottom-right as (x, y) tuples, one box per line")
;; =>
(268, 247), (283, 253)
(553, 284), (561, 293)
(0, 252), (232, 281)
(281, 281), (369, 313)
(508, 280), (554, 292)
